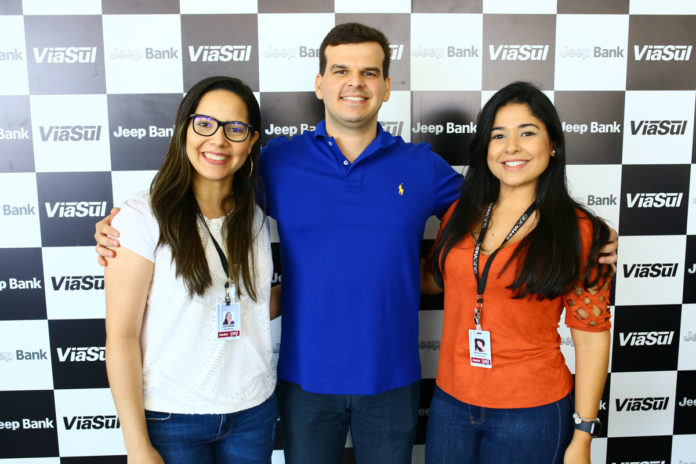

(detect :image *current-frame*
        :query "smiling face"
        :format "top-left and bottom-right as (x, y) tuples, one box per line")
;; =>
(487, 102), (554, 198)
(185, 89), (259, 191)
(315, 42), (391, 135)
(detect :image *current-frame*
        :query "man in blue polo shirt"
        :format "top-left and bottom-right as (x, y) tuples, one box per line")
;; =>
(260, 23), (461, 464)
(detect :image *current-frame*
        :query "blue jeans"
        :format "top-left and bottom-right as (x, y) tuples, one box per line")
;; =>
(278, 380), (420, 464)
(145, 393), (277, 464)
(425, 386), (573, 464)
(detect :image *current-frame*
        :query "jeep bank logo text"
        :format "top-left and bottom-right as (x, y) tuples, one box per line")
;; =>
(112, 125), (173, 139)
(52, 275), (104, 291)
(44, 201), (107, 218)
(56, 346), (105, 362)
(489, 45), (549, 61)
(563, 121), (621, 134)
(412, 122), (477, 135)
(634, 45), (692, 61)
(0, 278), (42, 291)
(0, 48), (24, 61)
(630, 120), (688, 135)
(626, 193), (683, 208)
(0, 418), (54, 431)
(615, 397), (670, 411)
(264, 123), (316, 137)
(33, 47), (97, 64)
(188, 45), (252, 62)
(411, 45), (479, 59)
(0, 126), (29, 140)
(623, 263), (679, 278)
(63, 415), (120, 430)
(263, 46), (319, 59)
(39, 125), (102, 142)
(619, 331), (675, 346)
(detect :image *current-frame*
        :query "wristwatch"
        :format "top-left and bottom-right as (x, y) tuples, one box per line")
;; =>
(572, 413), (601, 437)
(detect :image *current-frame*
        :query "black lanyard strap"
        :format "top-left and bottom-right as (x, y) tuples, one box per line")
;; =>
(196, 206), (233, 305)
(472, 201), (537, 328)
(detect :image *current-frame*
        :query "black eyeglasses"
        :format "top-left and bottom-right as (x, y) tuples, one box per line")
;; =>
(189, 114), (254, 142)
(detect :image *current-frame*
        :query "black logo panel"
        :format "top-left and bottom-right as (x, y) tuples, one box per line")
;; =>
(0, 248), (45, 321)
(611, 305), (681, 372)
(36, 172), (113, 247)
(49, 319), (108, 389)
(619, 164), (689, 236)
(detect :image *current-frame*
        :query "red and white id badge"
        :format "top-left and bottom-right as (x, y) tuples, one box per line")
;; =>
(217, 302), (241, 339)
(469, 329), (492, 368)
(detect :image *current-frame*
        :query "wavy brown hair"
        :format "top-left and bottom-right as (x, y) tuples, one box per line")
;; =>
(149, 76), (262, 301)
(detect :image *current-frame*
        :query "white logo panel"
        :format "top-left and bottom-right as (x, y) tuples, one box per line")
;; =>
(679, 304), (696, 370)
(0, 320), (53, 390)
(54, 388), (126, 457)
(103, 15), (183, 94)
(0, 16), (29, 95)
(554, 15), (628, 90)
(0, 173), (41, 248)
(672, 434), (696, 463)
(43, 247), (105, 320)
(482, 0), (556, 14)
(335, 0), (410, 13)
(258, 14), (334, 92)
(418, 310), (443, 379)
(378, 90), (411, 143)
(629, 0), (696, 14)
(622, 91), (695, 165)
(566, 164), (621, 231)
(30, 94), (110, 172)
(111, 171), (157, 208)
(411, 14), (482, 91)
(180, 0), (257, 14)
(21, 0), (101, 15)
(608, 371), (676, 437)
(614, 235), (685, 306)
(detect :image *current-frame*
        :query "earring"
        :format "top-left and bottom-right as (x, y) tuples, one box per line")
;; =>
(244, 156), (254, 178)
(551, 149), (556, 157)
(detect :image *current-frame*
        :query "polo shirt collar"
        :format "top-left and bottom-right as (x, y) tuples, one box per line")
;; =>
(313, 120), (397, 162)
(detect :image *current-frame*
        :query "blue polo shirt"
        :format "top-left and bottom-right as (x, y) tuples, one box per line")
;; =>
(260, 121), (462, 395)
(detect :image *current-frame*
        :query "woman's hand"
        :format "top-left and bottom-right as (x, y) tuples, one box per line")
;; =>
(563, 433), (591, 464)
(95, 207), (121, 266)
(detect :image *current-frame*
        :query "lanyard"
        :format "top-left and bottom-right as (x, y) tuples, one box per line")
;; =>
(472, 201), (537, 330)
(196, 207), (234, 305)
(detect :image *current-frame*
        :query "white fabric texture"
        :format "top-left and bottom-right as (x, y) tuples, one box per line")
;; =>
(112, 191), (276, 414)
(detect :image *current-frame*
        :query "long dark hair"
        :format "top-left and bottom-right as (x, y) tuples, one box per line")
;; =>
(434, 81), (611, 299)
(149, 76), (262, 301)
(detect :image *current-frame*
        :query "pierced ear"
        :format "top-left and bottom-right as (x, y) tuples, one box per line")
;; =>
(551, 148), (556, 157)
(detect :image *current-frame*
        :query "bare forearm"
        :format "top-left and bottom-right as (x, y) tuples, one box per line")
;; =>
(106, 336), (152, 453)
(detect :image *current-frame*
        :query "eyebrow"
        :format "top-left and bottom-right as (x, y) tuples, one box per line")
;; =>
(329, 64), (382, 75)
(491, 123), (541, 131)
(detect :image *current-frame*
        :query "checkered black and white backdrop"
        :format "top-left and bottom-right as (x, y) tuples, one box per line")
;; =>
(0, 0), (695, 462)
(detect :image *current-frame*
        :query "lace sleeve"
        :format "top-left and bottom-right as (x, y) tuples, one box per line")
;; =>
(563, 277), (612, 331)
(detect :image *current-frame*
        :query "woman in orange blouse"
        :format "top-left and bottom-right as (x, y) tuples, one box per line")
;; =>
(423, 82), (613, 464)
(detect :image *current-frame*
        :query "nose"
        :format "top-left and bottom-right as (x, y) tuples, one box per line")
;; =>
(210, 125), (230, 145)
(504, 134), (520, 153)
(346, 70), (364, 88)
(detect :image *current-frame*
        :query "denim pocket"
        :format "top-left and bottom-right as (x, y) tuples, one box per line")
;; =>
(144, 410), (172, 422)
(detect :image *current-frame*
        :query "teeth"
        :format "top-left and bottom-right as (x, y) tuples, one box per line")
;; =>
(203, 152), (227, 161)
(342, 96), (365, 101)
(504, 161), (527, 167)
